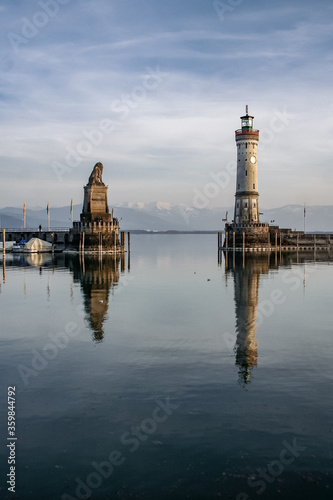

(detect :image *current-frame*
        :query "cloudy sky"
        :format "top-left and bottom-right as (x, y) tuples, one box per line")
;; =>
(1, 0), (332, 210)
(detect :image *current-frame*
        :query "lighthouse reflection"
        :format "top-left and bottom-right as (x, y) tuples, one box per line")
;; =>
(70, 255), (124, 342)
(225, 252), (270, 385)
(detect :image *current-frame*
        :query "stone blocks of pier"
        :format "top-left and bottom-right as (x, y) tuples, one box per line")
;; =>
(225, 223), (270, 248)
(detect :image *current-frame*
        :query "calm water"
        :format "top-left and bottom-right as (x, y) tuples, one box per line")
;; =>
(0, 234), (333, 500)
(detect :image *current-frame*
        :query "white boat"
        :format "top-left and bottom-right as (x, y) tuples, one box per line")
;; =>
(12, 237), (53, 254)
(0, 241), (15, 252)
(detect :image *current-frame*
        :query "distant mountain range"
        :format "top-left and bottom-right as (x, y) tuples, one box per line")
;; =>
(0, 203), (332, 232)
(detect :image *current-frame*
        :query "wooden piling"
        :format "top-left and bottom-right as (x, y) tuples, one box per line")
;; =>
(2, 229), (5, 284)
(99, 232), (102, 254)
(232, 232), (236, 265)
(128, 232), (131, 253)
(218, 249), (222, 265)
(121, 231), (125, 251)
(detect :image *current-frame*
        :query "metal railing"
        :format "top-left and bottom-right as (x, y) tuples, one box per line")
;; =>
(0, 227), (71, 232)
(235, 129), (259, 135)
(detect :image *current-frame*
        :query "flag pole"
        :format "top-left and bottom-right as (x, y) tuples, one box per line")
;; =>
(47, 201), (50, 231)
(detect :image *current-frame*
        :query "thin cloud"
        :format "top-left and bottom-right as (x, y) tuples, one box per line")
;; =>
(0, 0), (332, 208)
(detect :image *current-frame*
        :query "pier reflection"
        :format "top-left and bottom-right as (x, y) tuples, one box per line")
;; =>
(68, 254), (126, 342)
(223, 249), (333, 385)
(0, 252), (130, 341)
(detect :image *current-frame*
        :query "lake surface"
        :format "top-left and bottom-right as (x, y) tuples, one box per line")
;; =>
(0, 234), (333, 500)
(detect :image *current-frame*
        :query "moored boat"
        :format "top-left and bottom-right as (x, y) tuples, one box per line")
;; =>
(12, 238), (54, 253)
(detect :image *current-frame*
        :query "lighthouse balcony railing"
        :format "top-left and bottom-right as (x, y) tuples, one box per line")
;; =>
(235, 129), (259, 136)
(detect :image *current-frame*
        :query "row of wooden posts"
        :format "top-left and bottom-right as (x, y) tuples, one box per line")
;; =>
(217, 232), (242, 249)
(218, 231), (327, 250)
(78, 231), (131, 253)
(218, 231), (269, 250)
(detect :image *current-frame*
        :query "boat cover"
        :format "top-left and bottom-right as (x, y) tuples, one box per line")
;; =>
(25, 238), (53, 252)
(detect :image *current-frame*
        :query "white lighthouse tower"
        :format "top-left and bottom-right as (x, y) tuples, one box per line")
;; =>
(234, 105), (260, 224)
(224, 106), (270, 248)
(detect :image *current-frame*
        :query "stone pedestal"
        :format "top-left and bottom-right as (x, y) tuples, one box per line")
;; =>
(81, 185), (111, 224)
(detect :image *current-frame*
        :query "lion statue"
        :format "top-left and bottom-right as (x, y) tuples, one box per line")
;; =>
(88, 162), (105, 186)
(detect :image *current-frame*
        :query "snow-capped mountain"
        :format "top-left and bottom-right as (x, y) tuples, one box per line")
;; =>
(116, 201), (229, 230)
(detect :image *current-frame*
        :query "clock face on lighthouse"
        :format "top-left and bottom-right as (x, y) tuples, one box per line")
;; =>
(250, 156), (256, 164)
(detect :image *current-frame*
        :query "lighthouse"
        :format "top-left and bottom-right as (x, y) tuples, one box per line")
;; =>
(234, 105), (260, 224)
(220, 106), (331, 251)
(224, 106), (270, 249)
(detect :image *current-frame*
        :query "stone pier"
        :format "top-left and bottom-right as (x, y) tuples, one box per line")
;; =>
(70, 162), (124, 253)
